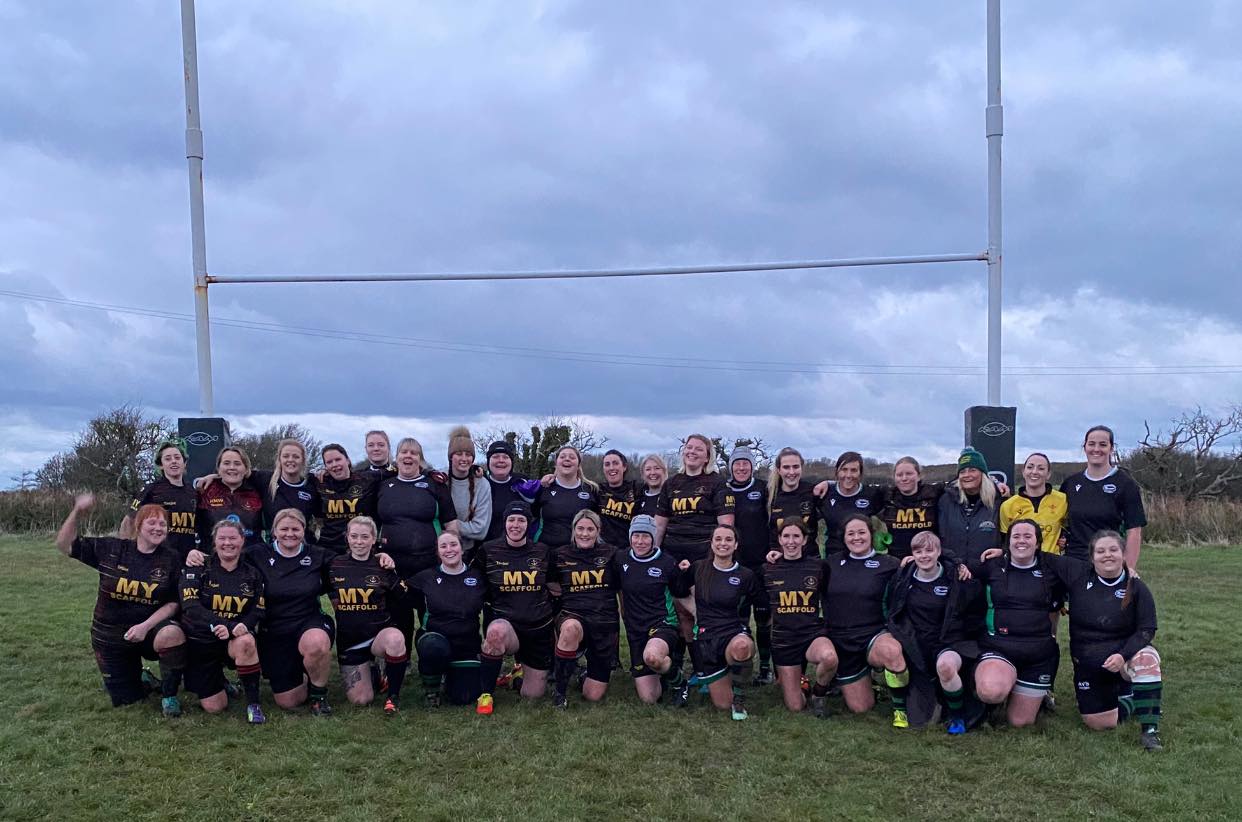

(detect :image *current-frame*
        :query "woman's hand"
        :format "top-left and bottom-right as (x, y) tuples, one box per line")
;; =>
(231, 623), (250, 638)
(765, 550), (781, 564)
(540, 473), (554, 487)
(74, 493), (96, 513)
(957, 565), (972, 582)
(1102, 654), (1126, 673)
(899, 555), (915, 568)
(377, 552), (395, 571)
(124, 623), (150, 643)
(186, 549), (207, 567)
(980, 549), (1003, 563)
(212, 624), (230, 640)
(812, 480), (830, 499)
(193, 473), (218, 491)
(678, 559), (691, 571)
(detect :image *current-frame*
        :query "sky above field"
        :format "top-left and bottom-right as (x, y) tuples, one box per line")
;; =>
(3, 1), (1241, 483)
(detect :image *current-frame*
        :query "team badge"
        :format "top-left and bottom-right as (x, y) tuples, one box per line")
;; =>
(1103, 484), (1117, 494)
(149, 567), (167, 582)
(1115, 589), (1127, 599)
(747, 491), (762, 500)
(855, 499), (870, 509)
(239, 583), (254, 596)
(727, 576), (741, 586)
(1032, 570), (1043, 578)
(464, 576), (478, 586)
(299, 556), (312, 566)
(865, 559), (880, 568)
(803, 576), (818, 589)
(365, 575), (382, 587)
(594, 556), (609, 566)
(933, 585), (949, 596)
(578, 491), (591, 500)
(298, 491), (313, 501)
(527, 557), (542, 569)
(647, 567), (662, 578)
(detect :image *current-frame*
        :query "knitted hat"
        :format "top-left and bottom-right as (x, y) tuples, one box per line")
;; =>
(957, 447), (988, 475)
(729, 445), (755, 468)
(629, 514), (658, 541)
(447, 425), (474, 461)
(487, 440), (515, 459)
(502, 500), (533, 522)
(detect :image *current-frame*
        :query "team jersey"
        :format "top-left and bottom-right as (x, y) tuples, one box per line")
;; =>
(484, 473), (539, 541)
(408, 565), (486, 644)
(361, 462), (397, 479)
(129, 478), (198, 558)
(612, 547), (688, 637)
(597, 480), (639, 548)
(973, 556), (1063, 639)
(328, 553), (405, 646)
(768, 480), (821, 556)
(71, 537), (180, 647)
(316, 471), (380, 554)
(474, 537), (556, 630)
(1059, 469), (1147, 558)
(197, 480), (265, 546)
(533, 480), (600, 548)
(554, 541), (620, 625)
(178, 559), (265, 641)
(636, 488), (662, 519)
(904, 567), (953, 641)
(243, 542), (330, 635)
(820, 484), (885, 554)
(248, 470), (321, 534)
(1043, 556), (1157, 660)
(688, 560), (761, 635)
(999, 487), (1068, 554)
(728, 477), (770, 567)
(376, 474), (456, 575)
(823, 551), (900, 638)
(877, 483), (944, 558)
(763, 555), (829, 642)
(658, 472), (736, 552)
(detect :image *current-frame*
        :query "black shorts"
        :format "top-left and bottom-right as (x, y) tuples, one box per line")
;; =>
(337, 636), (379, 668)
(1071, 648), (1127, 715)
(556, 612), (620, 683)
(184, 638), (233, 699)
(828, 628), (887, 685)
(91, 617), (180, 707)
(627, 623), (680, 678)
(980, 635), (1059, 695)
(691, 625), (751, 680)
(258, 614), (336, 694)
(512, 619), (555, 672)
(771, 628), (829, 668)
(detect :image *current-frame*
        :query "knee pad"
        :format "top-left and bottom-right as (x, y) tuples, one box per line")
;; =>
(416, 633), (453, 675)
(1126, 647), (1162, 683)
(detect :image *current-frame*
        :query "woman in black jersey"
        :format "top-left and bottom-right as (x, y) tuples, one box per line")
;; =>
(937, 448), (1004, 561)
(328, 516), (410, 715)
(196, 447), (265, 549)
(1060, 425), (1147, 566)
(822, 514), (910, 726)
(316, 443), (381, 555)
(814, 451), (885, 554)
(475, 501), (556, 714)
(767, 447), (821, 554)
(56, 494), (187, 716)
(656, 435), (735, 563)
(179, 519), (267, 724)
(762, 520), (837, 716)
(886, 531), (980, 734)
(875, 457), (946, 560)
(614, 515), (693, 705)
(636, 454), (667, 519)
(363, 429), (395, 475)
(726, 445), (773, 685)
(1037, 529), (1164, 750)
(970, 519), (1063, 728)
(598, 449), (639, 548)
(121, 439), (198, 560)
(551, 510), (621, 709)
(409, 531), (487, 708)
(196, 438), (323, 544)
(533, 445), (600, 548)
(483, 440), (541, 542)
(239, 509), (336, 715)
(676, 525), (760, 721)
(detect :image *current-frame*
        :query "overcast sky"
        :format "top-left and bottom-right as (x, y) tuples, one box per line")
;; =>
(3, 1), (1240, 485)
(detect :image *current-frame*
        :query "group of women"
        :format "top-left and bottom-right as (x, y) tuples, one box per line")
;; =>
(55, 424), (1163, 750)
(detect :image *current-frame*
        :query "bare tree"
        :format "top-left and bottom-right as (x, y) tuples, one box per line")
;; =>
(232, 423), (325, 472)
(1128, 406), (1242, 500)
(36, 405), (173, 497)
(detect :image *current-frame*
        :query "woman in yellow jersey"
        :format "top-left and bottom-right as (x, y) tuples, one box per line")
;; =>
(1000, 453), (1067, 554)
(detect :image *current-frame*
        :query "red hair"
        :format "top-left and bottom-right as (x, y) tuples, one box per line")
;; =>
(134, 504), (167, 526)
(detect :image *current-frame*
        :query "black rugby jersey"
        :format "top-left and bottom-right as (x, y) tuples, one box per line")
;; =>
(763, 555), (828, 641)
(129, 478), (198, 558)
(533, 480), (600, 549)
(636, 488), (662, 519)
(824, 551), (899, 637)
(877, 484), (943, 559)
(197, 480), (265, 546)
(768, 480), (821, 556)
(376, 474), (456, 575)
(598, 480), (639, 548)
(474, 537), (555, 629)
(316, 471), (380, 553)
(409, 565), (486, 643)
(658, 472), (736, 551)
(1059, 469), (1147, 558)
(728, 477), (770, 567)
(244, 542), (330, 635)
(248, 470), (321, 534)
(689, 560), (761, 635)
(1044, 556), (1157, 660)
(554, 541), (620, 625)
(179, 559), (265, 641)
(71, 537), (180, 647)
(905, 568), (953, 641)
(819, 484), (885, 554)
(973, 556), (1062, 639)
(613, 548), (687, 636)
(328, 553), (405, 645)
(484, 473), (537, 541)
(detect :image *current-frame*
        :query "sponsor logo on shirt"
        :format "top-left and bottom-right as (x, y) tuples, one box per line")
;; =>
(647, 567), (662, 578)
(299, 556), (312, 566)
(1115, 588), (1127, 599)
(298, 491), (313, 501)
(980, 521), (996, 531)
(727, 576), (741, 586)
(465, 576), (478, 586)
(1103, 484), (1117, 494)
(933, 585), (950, 596)
(855, 499), (870, 509)
(415, 482), (428, 489)
(803, 576), (818, 589)
(1077, 681), (1091, 690)
(747, 491), (762, 500)
(1038, 674), (1051, 684)
(1032, 569), (1043, 578)
(865, 559), (879, 568)
(578, 491), (591, 500)
(186, 431), (219, 447)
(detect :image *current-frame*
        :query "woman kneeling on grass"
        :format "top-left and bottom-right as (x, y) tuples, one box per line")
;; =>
(551, 510), (621, 710)
(179, 520), (267, 723)
(761, 520), (837, 717)
(328, 517), (410, 715)
(408, 531), (487, 708)
(678, 525), (761, 720)
(56, 494), (187, 717)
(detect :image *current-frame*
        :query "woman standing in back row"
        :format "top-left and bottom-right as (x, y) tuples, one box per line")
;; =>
(1059, 425), (1146, 567)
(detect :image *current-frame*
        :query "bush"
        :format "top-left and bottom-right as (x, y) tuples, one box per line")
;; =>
(1141, 493), (1242, 546)
(0, 490), (128, 535)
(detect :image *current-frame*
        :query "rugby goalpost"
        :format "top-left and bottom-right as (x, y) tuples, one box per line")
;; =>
(177, 0), (1013, 479)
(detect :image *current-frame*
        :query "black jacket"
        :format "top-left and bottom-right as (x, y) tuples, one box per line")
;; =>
(885, 558), (982, 672)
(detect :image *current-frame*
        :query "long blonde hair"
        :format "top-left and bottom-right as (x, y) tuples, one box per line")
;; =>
(683, 434), (718, 475)
(269, 438), (308, 500)
(553, 445), (598, 492)
(956, 473), (997, 510)
(768, 447), (803, 509)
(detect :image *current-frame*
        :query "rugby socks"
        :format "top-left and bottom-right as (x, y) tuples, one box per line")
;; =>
(755, 622), (772, 670)
(729, 664), (748, 693)
(479, 652), (504, 696)
(670, 636), (688, 679)
(811, 679), (830, 698)
(237, 663), (262, 704)
(157, 644), (187, 698)
(553, 649), (578, 698)
(384, 654), (409, 700)
(662, 666), (686, 689)
(308, 682), (328, 701)
(884, 667), (910, 713)
(1119, 681), (1162, 731)
(944, 686), (965, 719)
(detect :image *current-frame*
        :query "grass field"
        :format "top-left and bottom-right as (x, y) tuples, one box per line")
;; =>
(1, 535), (1240, 822)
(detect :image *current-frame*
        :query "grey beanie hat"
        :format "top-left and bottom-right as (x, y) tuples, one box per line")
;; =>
(629, 514), (658, 540)
(729, 445), (756, 468)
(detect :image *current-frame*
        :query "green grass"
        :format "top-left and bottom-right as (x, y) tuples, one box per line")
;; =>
(1, 536), (1240, 822)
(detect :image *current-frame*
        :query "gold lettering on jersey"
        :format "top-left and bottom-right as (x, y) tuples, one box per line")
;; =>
(603, 499), (635, 516)
(502, 570), (538, 586)
(113, 577), (159, 603)
(337, 587), (376, 605)
(326, 498), (360, 516)
(570, 569), (607, 587)
(672, 497), (702, 513)
(894, 508), (931, 529)
(170, 511), (195, 531)
(182, 586), (198, 601)
(778, 590), (814, 608)
(210, 594), (249, 614)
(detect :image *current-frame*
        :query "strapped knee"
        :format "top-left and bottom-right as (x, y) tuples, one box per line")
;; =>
(1126, 647), (1162, 683)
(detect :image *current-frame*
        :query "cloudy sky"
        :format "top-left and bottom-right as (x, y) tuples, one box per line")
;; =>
(3, 1), (1240, 485)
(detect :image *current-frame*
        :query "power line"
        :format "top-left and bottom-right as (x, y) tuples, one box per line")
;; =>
(4, 287), (1242, 377)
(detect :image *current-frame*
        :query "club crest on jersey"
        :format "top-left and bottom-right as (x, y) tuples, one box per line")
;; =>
(1103, 483), (1117, 494)
(594, 556), (609, 566)
(980, 521), (996, 531)
(464, 576), (478, 586)
(803, 576), (818, 589)
(578, 491), (591, 500)
(527, 557), (542, 570)
(1032, 569), (1043, 578)
(298, 491), (313, 501)
(934, 585), (950, 596)
(747, 491), (762, 500)
(865, 559), (880, 568)
(647, 567), (662, 578)
(855, 499), (870, 509)
(622, 563), (629, 573)
(1115, 588), (1127, 599)
(1074, 484), (1082, 492)
(183, 571), (196, 580)
(238, 582), (254, 596)
(299, 556), (312, 566)
(149, 567), (167, 582)
(415, 481), (428, 489)
(365, 575), (382, 586)
(268, 558), (276, 566)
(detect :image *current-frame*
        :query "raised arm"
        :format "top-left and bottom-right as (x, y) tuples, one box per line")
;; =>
(55, 493), (95, 556)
